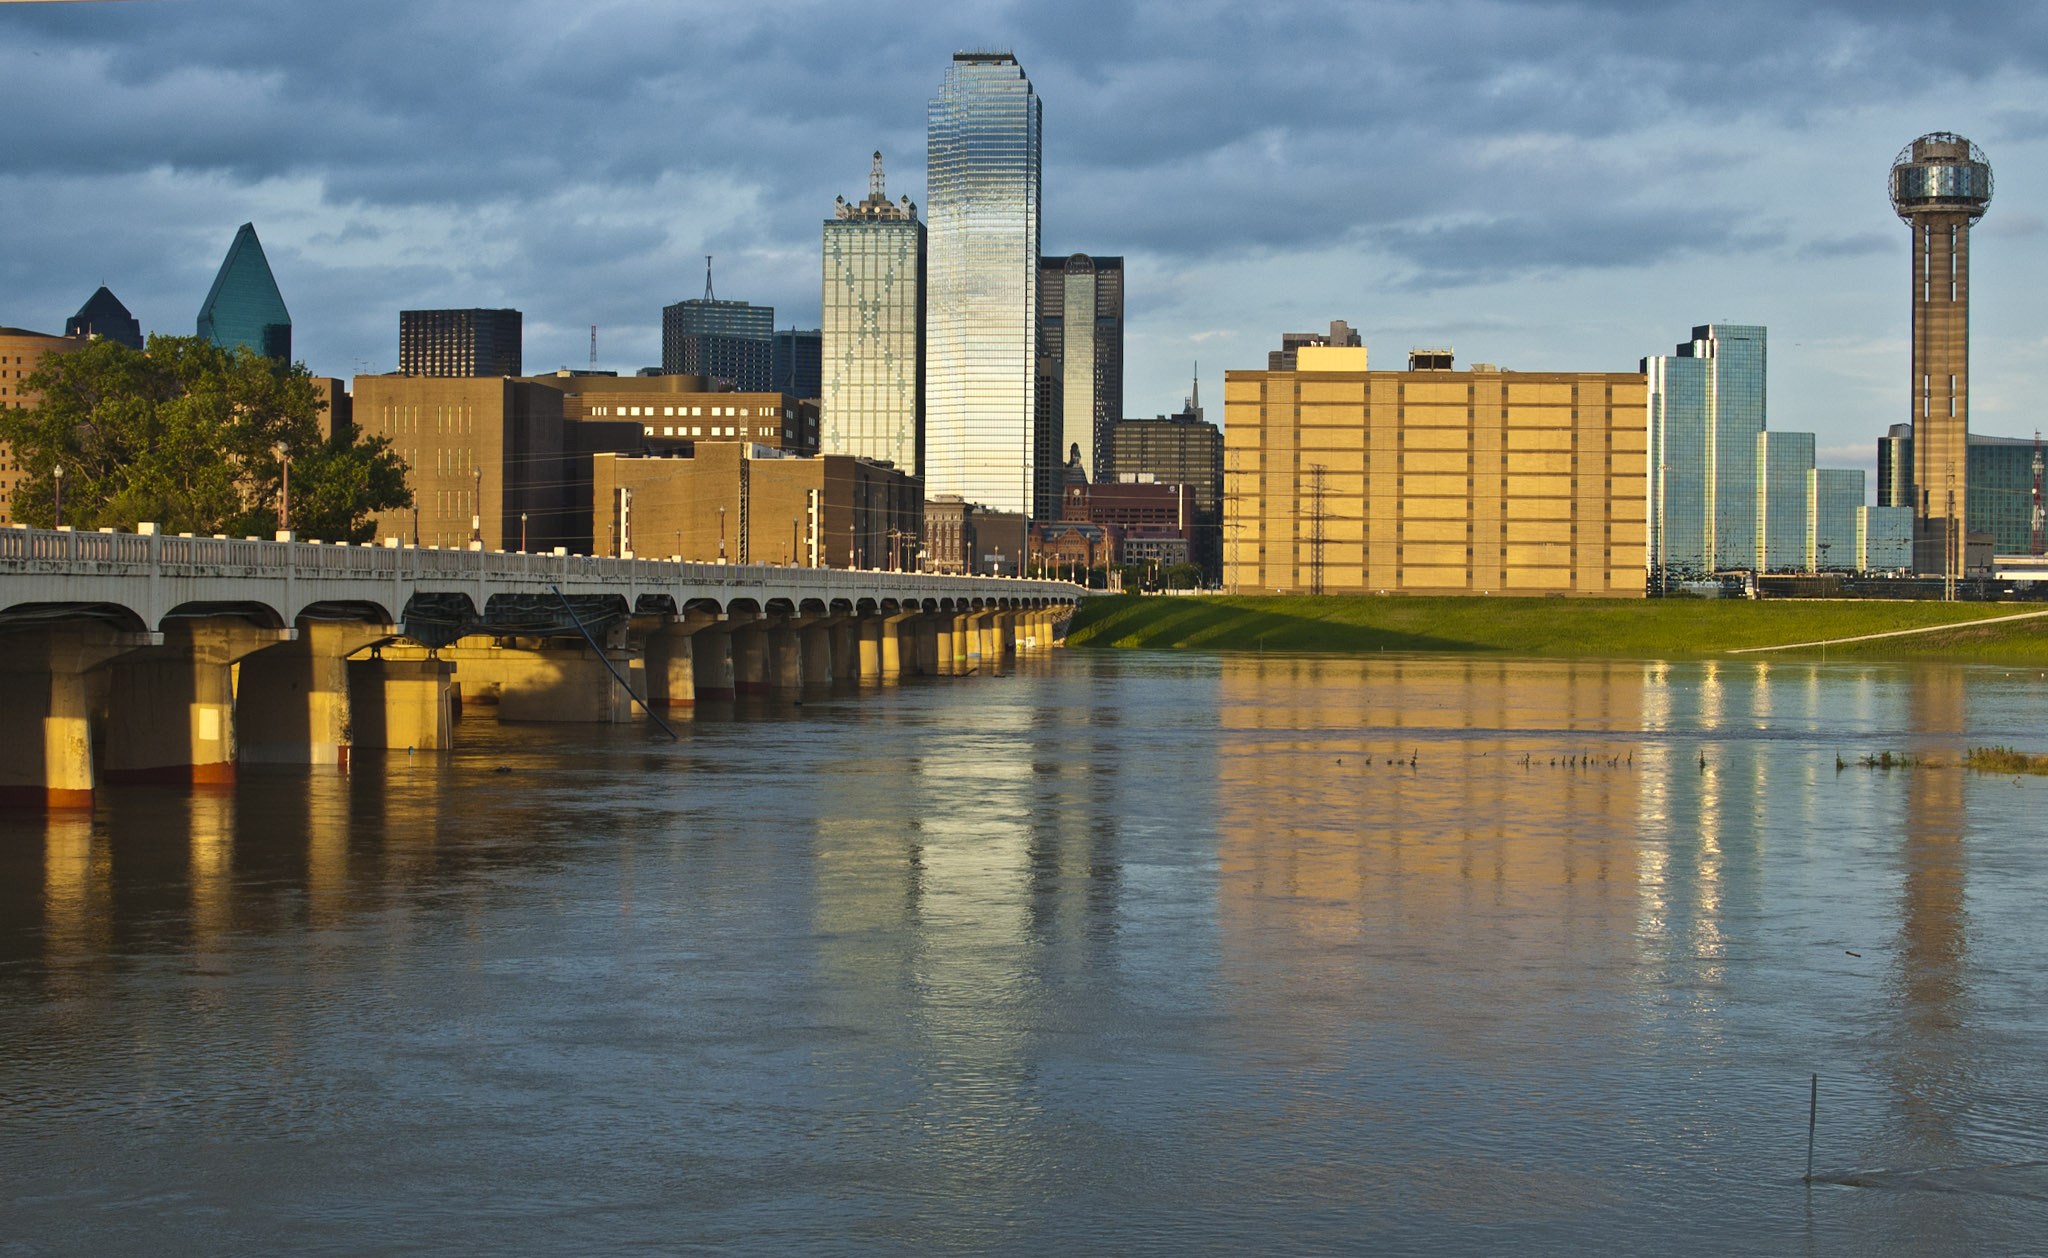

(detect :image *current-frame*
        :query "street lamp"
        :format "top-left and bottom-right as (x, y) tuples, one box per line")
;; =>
(470, 464), (482, 547)
(792, 517), (800, 567)
(521, 511), (529, 552)
(273, 441), (291, 534)
(51, 464), (64, 529)
(718, 505), (726, 563)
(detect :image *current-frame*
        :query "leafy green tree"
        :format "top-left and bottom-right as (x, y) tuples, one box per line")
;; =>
(2, 334), (410, 541)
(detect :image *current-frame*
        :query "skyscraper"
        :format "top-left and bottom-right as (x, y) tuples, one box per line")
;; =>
(65, 287), (143, 351)
(197, 222), (292, 360)
(822, 151), (925, 475)
(662, 259), (774, 390)
(1643, 324), (1766, 579)
(400, 308), (522, 377)
(1036, 253), (1123, 496)
(925, 51), (1042, 518)
(1755, 429), (1815, 573)
(771, 328), (823, 401)
(1890, 133), (1993, 582)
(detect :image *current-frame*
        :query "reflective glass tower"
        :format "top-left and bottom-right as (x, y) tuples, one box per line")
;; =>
(66, 286), (143, 351)
(822, 152), (925, 475)
(1755, 429), (1815, 572)
(1036, 253), (1123, 506)
(925, 52), (1041, 517)
(197, 222), (291, 360)
(1644, 324), (1766, 578)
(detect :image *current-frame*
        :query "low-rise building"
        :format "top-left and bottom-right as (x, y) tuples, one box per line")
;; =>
(1032, 519), (1117, 575)
(0, 325), (91, 524)
(592, 445), (920, 568)
(1224, 346), (1649, 596)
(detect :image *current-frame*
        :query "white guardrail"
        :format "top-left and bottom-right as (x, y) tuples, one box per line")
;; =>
(0, 524), (1084, 599)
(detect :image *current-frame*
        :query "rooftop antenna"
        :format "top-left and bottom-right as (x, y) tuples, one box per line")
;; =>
(1191, 361), (1200, 412)
(870, 151), (887, 201)
(704, 255), (715, 302)
(589, 325), (597, 371)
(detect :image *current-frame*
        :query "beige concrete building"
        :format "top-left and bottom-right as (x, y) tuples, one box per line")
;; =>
(593, 444), (922, 568)
(1223, 348), (1648, 596)
(533, 372), (820, 457)
(0, 327), (90, 524)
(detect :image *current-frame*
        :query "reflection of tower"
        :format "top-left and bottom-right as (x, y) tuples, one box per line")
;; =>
(1890, 134), (1992, 588)
(1891, 666), (1971, 1147)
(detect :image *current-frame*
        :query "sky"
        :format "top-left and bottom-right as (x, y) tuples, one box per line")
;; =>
(3, 0), (2046, 483)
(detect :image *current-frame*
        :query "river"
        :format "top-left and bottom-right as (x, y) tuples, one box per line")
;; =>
(2, 652), (2046, 1255)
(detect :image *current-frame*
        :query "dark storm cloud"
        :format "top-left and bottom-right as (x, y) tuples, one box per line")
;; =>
(0, 0), (2043, 365)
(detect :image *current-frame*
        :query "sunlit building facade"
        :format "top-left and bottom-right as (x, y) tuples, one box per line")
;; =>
(822, 152), (925, 476)
(1644, 324), (1765, 578)
(924, 52), (1042, 518)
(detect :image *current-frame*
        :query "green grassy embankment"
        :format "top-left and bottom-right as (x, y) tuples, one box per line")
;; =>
(1067, 594), (2048, 661)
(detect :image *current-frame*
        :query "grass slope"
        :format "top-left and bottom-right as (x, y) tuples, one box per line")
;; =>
(1068, 595), (2048, 660)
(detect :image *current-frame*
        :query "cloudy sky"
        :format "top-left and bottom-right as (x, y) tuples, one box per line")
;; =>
(4, 0), (2046, 482)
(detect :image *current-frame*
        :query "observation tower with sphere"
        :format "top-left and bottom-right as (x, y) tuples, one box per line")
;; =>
(1890, 133), (1992, 584)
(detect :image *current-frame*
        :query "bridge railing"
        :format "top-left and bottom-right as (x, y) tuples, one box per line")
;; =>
(2, 525), (1082, 596)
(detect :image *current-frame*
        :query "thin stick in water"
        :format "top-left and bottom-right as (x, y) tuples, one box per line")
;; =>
(1805, 1073), (1818, 1183)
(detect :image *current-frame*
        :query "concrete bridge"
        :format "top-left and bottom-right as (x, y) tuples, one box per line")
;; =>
(0, 525), (1082, 808)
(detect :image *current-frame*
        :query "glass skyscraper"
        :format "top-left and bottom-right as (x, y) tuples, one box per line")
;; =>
(197, 222), (292, 361)
(662, 262), (774, 390)
(822, 152), (924, 475)
(1036, 253), (1123, 507)
(925, 52), (1042, 517)
(1756, 430), (1815, 572)
(1808, 468), (1865, 571)
(1644, 324), (1765, 577)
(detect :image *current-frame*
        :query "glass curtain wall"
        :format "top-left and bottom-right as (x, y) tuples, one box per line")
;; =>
(925, 53), (1042, 517)
(1756, 430), (1815, 572)
(1645, 325), (1765, 579)
(1809, 468), (1865, 571)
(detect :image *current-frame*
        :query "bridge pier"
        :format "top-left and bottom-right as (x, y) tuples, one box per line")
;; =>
(830, 621), (858, 681)
(800, 617), (837, 686)
(646, 611), (720, 709)
(881, 612), (920, 681)
(770, 618), (807, 690)
(732, 616), (773, 696)
(916, 615), (940, 676)
(496, 639), (640, 722)
(238, 620), (395, 765)
(691, 618), (737, 701)
(933, 616), (954, 675)
(0, 627), (152, 809)
(348, 655), (457, 750)
(104, 619), (290, 786)
(857, 617), (883, 683)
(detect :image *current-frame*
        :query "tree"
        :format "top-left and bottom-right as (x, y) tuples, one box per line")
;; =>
(3, 334), (410, 541)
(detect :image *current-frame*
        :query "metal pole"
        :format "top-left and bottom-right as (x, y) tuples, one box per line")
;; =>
(52, 465), (63, 529)
(549, 584), (678, 741)
(1805, 1073), (1817, 1182)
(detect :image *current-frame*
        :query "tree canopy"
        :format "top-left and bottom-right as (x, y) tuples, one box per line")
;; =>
(2, 334), (410, 541)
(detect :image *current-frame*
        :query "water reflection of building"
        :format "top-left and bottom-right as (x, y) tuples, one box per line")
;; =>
(1892, 666), (1971, 1150)
(1214, 657), (1647, 1057)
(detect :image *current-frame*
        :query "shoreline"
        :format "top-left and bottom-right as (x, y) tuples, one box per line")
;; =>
(1066, 594), (2048, 662)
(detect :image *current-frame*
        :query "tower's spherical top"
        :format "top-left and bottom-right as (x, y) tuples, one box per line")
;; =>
(1891, 132), (1993, 222)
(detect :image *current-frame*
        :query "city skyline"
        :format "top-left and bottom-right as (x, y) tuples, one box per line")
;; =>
(3, 4), (2047, 482)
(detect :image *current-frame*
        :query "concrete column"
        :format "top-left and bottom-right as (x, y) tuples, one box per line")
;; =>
(348, 656), (457, 750)
(978, 612), (1000, 666)
(770, 619), (806, 690)
(933, 617), (955, 675)
(105, 619), (288, 786)
(1020, 610), (1044, 652)
(957, 613), (978, 666)
(830, 621), (858, 681)
(881, 613), (922, 681)
(238, 621), (394, 766)
(800, 619), (836, 685)
(858, 617), (883, 682)
(494, 643), (639, 722)
(647, 611), (720, 709)
(691, 624), (736, 701)
(917, 615), (941, 676)
(732, 618), (773, 696)
(0, 626), (152, 809)
(994, 611), (1017, 661)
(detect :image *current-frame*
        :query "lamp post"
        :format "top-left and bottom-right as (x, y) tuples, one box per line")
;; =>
(521, 511), (529, 552)
(792, 517), (800, 567)
(470, 464), (482, 547)
(52, 465), (64, 529)
(274, 441), (290, 534)
(718, 505), (726, 563)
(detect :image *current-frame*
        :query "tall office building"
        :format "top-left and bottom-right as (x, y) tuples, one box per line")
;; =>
(662, 260), (774, 390)
(925, 51), (1042, 518)
(197, 222), (291, 360)
(1267, 320), (1361, 371)
(65, 287), (143, 351)
(1808, 468), (1865, 572)
(400, 308), (522, 377)
(1879, 423), (2044, 555)
(771, 328), (822, 400)
(1643, 324), (1766, 579)
(1890, 133), (1993, 579)
(1036, 254), (1123, 496)
(822, 151), (925, 475)
(1755, 430), (1815, 572)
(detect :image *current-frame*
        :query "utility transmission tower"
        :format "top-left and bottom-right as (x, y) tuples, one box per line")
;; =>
(1306, 462), (1328, 596)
